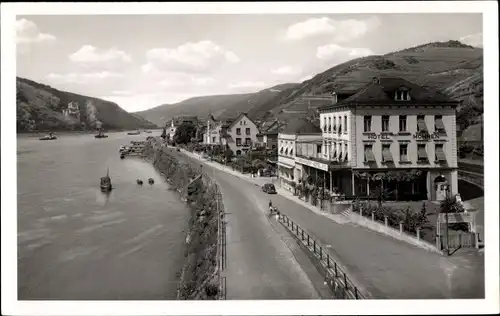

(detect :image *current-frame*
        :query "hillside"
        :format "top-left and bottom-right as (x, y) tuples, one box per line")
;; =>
(135, 83), (299, 126)
(16, 77), (157, 132)
(253, 41), (483, 130)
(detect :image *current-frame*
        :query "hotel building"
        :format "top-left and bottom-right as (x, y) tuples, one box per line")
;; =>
(280, 76), (459, 202)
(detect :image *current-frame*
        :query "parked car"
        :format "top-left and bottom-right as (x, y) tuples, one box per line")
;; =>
(261, 183), (277, 194)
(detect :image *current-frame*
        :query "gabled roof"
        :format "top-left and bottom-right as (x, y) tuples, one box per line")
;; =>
(319, 76), (456, 111)
(280, 117), (322, 135)
(227, 112), (257, 130)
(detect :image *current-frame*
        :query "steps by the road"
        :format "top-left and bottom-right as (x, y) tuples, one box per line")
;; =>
(340, 208), (352, 218)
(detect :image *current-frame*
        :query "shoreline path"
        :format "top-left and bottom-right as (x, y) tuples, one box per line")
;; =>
(179, 149), (484, 299)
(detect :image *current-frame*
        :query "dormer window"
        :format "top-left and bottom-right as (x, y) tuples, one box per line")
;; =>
(395, 87), (411, 101)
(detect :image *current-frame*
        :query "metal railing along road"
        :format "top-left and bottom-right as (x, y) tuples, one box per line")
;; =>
(277, 213), (366, 299)
(458, 170), (484, 188)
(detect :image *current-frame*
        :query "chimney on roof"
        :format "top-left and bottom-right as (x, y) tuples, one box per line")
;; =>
(372, 76), (380, 84)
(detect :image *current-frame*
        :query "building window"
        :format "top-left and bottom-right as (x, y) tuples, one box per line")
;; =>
(316, 145), (322, 155)
(417, 144), (428, 162)
(435, 115), (446, 134)
(212, 137), (216, 143)
(280, 147), (283, 154)
(344, 115), (347, 133)
(381, 144), (393, 162)
(364, 144), (375, 162)
(364, 116), (372, 132)
(236, 128), (241, 135)
(399, 143), (408, 161)
(328, 117), (332, 132)
(417, 115), (427, 132)
(290, 148), (294, 156)
(236, 138), (242, 146)
(435, 144), (446, 162)
(333, 117), (337, 132)
(395, 89), (410, 101)
(245, 128), (250, 135)
(399, 115), (407, 132)
(382, 115), (390, 132)
(236, 150), (241, 156)
(332, 142), (337, 158)
(344, 143), (348, 161)
(245, 138), (251, 146)
(285, 148), (288, 155)
(323, 117), (327, 132)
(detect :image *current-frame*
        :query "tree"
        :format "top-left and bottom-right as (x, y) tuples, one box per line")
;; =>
(161, 127), (167, 140)
(224, 148), (234, 163)
(174, 121), (197, 145)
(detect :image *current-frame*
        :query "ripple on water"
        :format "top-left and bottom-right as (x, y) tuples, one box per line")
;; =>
(58, 246), (100, 263)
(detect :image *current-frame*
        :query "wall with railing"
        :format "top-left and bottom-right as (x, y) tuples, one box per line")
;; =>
(277, 213), (366, 299)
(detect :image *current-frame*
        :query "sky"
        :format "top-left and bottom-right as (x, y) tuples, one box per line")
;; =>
(16, 13), (483, 112)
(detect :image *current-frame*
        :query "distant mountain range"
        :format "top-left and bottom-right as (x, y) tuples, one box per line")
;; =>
(16, 77), (157, 132)
(136, 40), (483, 133)
(134, 83), (299, 126)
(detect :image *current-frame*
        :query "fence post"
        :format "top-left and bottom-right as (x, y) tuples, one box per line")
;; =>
(327, 254), (330, 268)
(371, 211), (375, 221)
(301, 230), (304, 240)
(355, 287), (359, 299)
(334, 262), (338, 277)
(319, 246), (323, 259)
(417, 227), (421, 241)
(343, 272), (348, 291)
(384, 215), (388, 227)
(291, 221), (294, 230)
(399, 221), (403, 234)
(307, 235), (310, 246)
(296, 225), (299, 234)
(313, 240), (316, 253)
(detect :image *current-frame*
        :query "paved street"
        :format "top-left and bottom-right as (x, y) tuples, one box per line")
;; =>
(183, 150), (485, 299)
(179, 152), (327, 299)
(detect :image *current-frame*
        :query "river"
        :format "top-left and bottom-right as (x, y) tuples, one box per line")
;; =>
(17, 132), (190, 300)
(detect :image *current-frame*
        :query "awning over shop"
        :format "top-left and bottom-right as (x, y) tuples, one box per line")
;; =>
(382, 147), (393, 162)
(277, 161), (294, 169)
(435, 146), (446, 161)
(364, 147), (375, 162)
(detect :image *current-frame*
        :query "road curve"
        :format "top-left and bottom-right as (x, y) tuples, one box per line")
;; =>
(186, 153), (484, 299)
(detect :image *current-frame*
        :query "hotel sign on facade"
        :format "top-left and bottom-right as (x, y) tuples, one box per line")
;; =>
(295, 156), (329, 172)
(366, 131), (441, 141)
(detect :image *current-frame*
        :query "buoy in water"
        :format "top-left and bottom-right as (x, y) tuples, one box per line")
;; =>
(137, 179), (143, 185)
(148, 178), (154, 185)
(120, 154), (125, 159)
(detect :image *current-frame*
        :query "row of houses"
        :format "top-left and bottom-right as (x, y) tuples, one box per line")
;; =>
(165, 76), (459, 202)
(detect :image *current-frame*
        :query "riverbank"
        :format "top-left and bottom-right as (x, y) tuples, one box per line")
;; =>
(17, 128), (162, 138)
(143, 141), (222, 300)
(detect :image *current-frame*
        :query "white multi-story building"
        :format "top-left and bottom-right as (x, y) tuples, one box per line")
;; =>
(279, 76), (459, 201)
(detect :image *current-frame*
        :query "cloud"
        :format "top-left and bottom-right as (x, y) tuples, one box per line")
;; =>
(316, 44), (374, 63)
(16, 18), (56, 44)
(46, 71), (124, 85)
(159, 72), (217, 89)
(460, 32), (483, 48)
(144, 40), (240, 74)
(271, 66), (302, 76)
(69, 45), (132, 68)
(228, 81), (267, 92)
(299, 74), (313, 82)
(285, 16), (381, 42)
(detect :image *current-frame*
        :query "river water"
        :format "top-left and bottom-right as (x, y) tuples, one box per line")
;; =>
(17, 132), (190, 300)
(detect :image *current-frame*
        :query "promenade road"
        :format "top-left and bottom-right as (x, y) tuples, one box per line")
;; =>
(177, 152), (325, 299)
(182, 151), (484, 299)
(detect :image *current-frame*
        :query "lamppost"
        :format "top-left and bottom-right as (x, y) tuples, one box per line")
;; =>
(444, 183), (450, 256)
